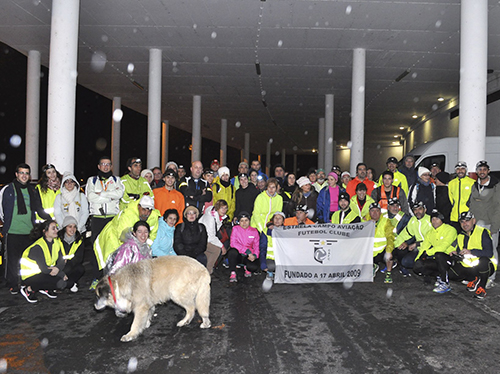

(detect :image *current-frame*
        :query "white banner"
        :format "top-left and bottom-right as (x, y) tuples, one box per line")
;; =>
(273, 222), (375, 284)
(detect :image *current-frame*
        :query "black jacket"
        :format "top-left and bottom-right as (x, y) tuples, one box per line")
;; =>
(173, 220), (208, 258)
(178, 176), (213, 211)
(234, 185), (260, 218)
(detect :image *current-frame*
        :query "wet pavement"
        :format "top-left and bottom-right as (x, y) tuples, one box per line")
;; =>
(1, 245), (500, 374)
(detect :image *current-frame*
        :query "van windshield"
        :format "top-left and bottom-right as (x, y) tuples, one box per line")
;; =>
(415, 155), (445, 171)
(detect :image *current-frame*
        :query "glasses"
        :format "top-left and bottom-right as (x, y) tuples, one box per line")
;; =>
(100, 162), (112, 166)
(17, 171), (30, 175)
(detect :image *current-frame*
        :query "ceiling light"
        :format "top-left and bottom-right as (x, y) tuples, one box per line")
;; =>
(392, 141), (399, 145)
(437, 97), (444, 102)
(412, 115), (418, 119)
(399, 126), (405, 130)
(312, 149), (317, 153)
(394, 135), (399, 138)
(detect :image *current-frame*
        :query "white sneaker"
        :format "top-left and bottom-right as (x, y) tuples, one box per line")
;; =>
(486, 279), (495, 290)
(70, 283), (78, 293)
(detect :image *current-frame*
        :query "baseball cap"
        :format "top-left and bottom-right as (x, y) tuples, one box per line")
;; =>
(139, 195), (154, 210)
(295, 204), (308, 212)
(238, 173), (248, 180)
(459, 211), (474, 221)
(369, 202), (381, 210)
(455, 161), (467, 169)
(211, 159), (220, 166)
(338, 192), (350, 201)
(386, 157), (398, 164)
(430, 209), (445, 221)
(412, 201), (425, 209)
(476, 160), (489, 170)
(388, 197), (400, 206)
(163, 169), (178, 178)
(237, 211), (251, 220)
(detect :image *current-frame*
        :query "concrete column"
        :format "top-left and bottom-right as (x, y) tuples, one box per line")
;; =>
(266, 141), (271, 176)
(458, 0), (488, 167)
(161, 120), (169, 171)
(244, 133), (250, 162)
(220, 119), (227, 166)
(350, 48), (366, 176)
(46, 0), (80, 173)
(147, 48), (162, 169)
(281, 148), (286, 167)
(324, 94), (334, 172)
(318, 118), (325, 170)
(192, 95), (202, 162)
(111, 97), (121, 175)
(25, 50), (41, 179)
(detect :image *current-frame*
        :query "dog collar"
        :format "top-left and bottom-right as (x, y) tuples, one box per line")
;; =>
(107, 276), (117, 304)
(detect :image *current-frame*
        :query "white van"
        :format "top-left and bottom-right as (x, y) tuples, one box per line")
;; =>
(407, 137), (500, 174)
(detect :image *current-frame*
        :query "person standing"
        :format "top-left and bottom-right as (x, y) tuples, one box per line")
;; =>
(234, 173), (259, 221)
(316, 172), (342, 223)
(178, 161), (213, 212)
(120, 157), (153, 211)
(231, 161), (249, 190)
(36, 163), (62, 220)
(53, 172), (89, 234)
(448, 161), (475, 232)
(371, 171), (409, 214)
(0, 164), (50, 294)
(212, 166), (236, 220)
(407, 167), (436, 212)
(377, 157), (409, 196)
(434, 171), (452, 224)
(85, 156), (124, 287)
(346, 163), (377, 198)
(399, 155), (418, 188)
(153, 169), (185, 222)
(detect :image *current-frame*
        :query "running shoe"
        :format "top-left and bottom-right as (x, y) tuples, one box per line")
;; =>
(20, 286), (38, 303)
(244, 268), (252, 278)
(373, 264), (379, 278)
(229, 271), (237, 283)
(89, 279), (99, 291)
(70, 283), (78, 293)
(433, 282), (451, 294)
(39, 290), (58, 299)
(384, 271), (393, 284)
(467, 277), (479, 292)
(399, 267), (411, 277)
(262, 272), (274, 292)
(9, 287), (19, 295)
(474, 287), (486, 299)
(434, 276), (442, 287)
(486, 279), (495, 290)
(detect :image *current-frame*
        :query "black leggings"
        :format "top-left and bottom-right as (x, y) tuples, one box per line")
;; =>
(227, 248), (260, 272)
(435, 252), (494, 288)
(24, 273), (67, 292)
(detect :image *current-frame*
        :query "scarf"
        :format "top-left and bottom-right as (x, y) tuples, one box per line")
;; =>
(61, 186), (80, 221)
(13, 179), (36, 215)
(47, 178), (61, 191)
(64, 233), (76, 245)
(98, 170), (113, 180)
(220, 179), (231, 188)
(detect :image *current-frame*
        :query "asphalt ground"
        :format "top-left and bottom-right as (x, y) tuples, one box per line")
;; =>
(1, 245), (500, 374)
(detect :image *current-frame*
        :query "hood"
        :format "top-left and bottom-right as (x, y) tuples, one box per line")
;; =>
(61, 172), (80, 190)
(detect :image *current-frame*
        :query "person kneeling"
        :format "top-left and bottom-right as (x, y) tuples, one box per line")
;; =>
(105, 221), (152, 275)
(228, 212), (260, 283)
(58, 216), (85, 293)
(20, 220), (68, 303)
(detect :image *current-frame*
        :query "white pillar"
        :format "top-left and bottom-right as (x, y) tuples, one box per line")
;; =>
(324, 94), (334, 172)
(111, 97), (121, 175)
(244, 133), (250, 162)
(25, 50), (41, 179)
(161, 120), (169, 172)
(266, 141), (271, 176)
(281, 148), (286, 167)
(350, 48), (366, 176)
(147, 48), (162, 169)
(318, 118), (325, 170)
(46, 0), (80, 173)
(458, 0), (488, 168)
(220, 119), (227, 166)
(192, 95), (202, 162)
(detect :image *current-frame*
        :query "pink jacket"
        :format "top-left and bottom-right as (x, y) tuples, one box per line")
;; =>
(230, 225), (260, 257)
(107, 232), (152, 274)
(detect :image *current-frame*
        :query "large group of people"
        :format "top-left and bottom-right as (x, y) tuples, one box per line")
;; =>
(0, 153), (498, 303)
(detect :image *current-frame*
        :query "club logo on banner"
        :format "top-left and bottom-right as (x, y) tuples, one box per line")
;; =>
(273, 222), (375, 284)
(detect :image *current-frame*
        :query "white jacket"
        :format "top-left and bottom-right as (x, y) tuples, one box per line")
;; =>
(53, 173), (89, 233)
(85, 175), (124, 217)
(198, 206), (226, 248)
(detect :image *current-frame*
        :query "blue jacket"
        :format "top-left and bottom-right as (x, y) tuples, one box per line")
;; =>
(151, 218), (177, 257)
(316, 185), (345, 223)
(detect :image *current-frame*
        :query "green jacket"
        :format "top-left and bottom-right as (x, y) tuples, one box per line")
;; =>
(415, 223), (456, 260)
(448, 176), (475, 222)
(378, 169), (409, 196)
(349, 195), (375, 220)
(394, 214), (432, 247)
(251, 192), (283, 233)
(94, 200), (160, 270)
(120, 174), (153, 211)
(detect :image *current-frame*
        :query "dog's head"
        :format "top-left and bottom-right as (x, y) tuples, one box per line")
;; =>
(94, 276), (131, 317)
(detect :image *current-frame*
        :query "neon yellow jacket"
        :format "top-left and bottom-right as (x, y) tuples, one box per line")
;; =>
(251, 192), (283, 233)
(378, 169), (409, 196)
(448, 176), (475, 222)
(373, 217), (395, 256)
(349, 195), (375, 221)
(415, 223), (456, 260)
(394, 214), (433, 247)
(120, 174), (153, 211)
(20, 237), (63, 280)
(212, 179), (236, 220)
(94, 200), (160, 270)
(35, 185), (60, 221)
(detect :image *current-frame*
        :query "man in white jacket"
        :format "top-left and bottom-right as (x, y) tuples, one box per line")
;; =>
(85, 156), (124, 288)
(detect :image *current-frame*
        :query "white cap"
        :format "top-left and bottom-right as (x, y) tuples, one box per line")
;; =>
(139, 195), (154, 210)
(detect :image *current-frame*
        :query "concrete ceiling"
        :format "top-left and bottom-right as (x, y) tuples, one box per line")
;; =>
(1, 0), (500, 156)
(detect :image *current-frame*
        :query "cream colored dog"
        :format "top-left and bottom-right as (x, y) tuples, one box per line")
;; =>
(94, 255), (211, 342)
